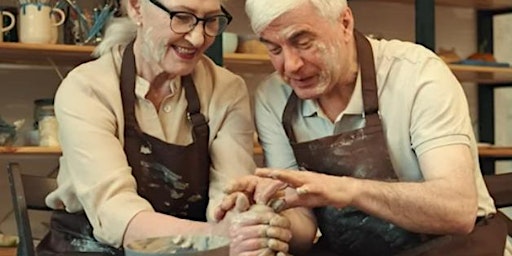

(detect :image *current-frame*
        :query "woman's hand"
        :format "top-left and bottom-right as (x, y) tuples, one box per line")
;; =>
(214, 175), (289, 221)
(229, 203), (292, 256)
(214, 193), (292, 255)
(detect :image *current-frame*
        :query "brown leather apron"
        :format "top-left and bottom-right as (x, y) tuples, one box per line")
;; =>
(36, 41), (211, 255)
(287, 32), (507, 256)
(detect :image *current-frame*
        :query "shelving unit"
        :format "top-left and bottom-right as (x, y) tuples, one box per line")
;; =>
(0, 145), (263, 156)
(357, 0), (512, 174)
(2, 40), (512, 161)
(356, 0), (512, 10)
(2, 145), (510, 159)
(2, 42), (512, 79)
(0, 146), (61, 155)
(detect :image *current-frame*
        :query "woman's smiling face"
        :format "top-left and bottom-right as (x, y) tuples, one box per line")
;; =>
(137, 0), (223, 76)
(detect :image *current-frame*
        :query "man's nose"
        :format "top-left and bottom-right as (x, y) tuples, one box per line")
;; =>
(283, 48), (304, 73)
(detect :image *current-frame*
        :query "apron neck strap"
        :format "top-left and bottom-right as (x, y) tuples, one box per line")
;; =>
(120, 42), (208, 139)
(282, 30), (381, 143)
(354, 30), (379, 115)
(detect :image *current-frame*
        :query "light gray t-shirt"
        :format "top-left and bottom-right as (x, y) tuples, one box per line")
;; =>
(254, 37), (495, 217)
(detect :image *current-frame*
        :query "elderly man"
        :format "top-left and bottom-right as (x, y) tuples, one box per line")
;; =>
(215, 0), (512, 255)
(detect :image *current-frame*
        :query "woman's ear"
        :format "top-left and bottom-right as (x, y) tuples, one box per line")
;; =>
(126, 0), (143, 25)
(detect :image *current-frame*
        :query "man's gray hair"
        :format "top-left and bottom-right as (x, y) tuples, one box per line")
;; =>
(245, 0), (347, 35)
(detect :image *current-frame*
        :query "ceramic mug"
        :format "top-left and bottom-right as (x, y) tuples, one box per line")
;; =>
(0, 10), (15, 43)
(18, 3), (65, 44)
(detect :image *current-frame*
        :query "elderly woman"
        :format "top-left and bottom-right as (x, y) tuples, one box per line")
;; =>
(36, 0), (291, 255)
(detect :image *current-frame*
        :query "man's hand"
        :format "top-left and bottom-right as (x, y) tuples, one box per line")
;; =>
(255, 168), (357, 210)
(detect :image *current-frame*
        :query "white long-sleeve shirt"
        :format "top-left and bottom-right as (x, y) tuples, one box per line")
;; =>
(46, 45), (256, 247)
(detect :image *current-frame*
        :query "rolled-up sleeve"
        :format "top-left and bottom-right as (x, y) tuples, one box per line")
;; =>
(53, 68), (153, 247)
(205, 73), (256, 221)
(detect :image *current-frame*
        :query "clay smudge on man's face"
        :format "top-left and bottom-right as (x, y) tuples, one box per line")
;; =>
(277, 24), (342, 97)
(313, 42), (331, 95)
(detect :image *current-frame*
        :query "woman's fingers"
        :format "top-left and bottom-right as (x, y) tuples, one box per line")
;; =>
(213, 192), (240, 221)
(229, 209), (292, 255)
(231, 237), (289, 255)
(231, 224), (291, 243)
(234, 248), (274, 256)
(224, 175), (258, 194)
(254, 179), (288, 205)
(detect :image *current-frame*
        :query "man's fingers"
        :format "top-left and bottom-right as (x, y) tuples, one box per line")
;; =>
(255, 169), (305, 188)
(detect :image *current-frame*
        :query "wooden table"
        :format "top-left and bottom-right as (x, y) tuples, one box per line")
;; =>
(0, 247), (16, 256)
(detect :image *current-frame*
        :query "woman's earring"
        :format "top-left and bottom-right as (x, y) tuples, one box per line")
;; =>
(136, 21), (142, 27)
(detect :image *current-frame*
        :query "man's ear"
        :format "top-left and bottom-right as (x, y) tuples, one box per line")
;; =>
(339, 7), (354, 41)
(126, 0), (143, 24)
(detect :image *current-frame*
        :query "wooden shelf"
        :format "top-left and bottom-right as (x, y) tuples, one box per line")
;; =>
(0, 146), (61, 155)
(0, 145), (265, 156)
(224, 54), (512, 83)
(357, 0), (512, 10)
(448, 64), (512, 84)
(2, 43), (512, 83)
(478, 146), (512, 159)
(0, 42), (95, 67)
(1, 145), (509, 160)
(224, 53), (275, 74)
(0, 247), (16, 256)
(253, 144), (512, 159)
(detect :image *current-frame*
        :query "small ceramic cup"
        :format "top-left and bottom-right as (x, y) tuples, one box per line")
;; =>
(0, 10), (15, 43)
(18, 3), (65, 44)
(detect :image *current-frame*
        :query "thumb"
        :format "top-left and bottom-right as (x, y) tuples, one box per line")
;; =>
(233, 192), (251, 213)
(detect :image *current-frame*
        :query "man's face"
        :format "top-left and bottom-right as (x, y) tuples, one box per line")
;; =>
(259, 3), (354, 100)
(138, 0), (222, 76)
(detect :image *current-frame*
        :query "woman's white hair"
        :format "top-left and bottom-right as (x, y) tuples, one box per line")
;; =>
(92, 17), (137, 57)
(93, 0), (230, 57)
(245, 0), (347, 34)
(93, 0), (136, 57)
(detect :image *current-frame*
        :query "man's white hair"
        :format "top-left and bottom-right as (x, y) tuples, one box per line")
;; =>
(245, 0), (347, 35)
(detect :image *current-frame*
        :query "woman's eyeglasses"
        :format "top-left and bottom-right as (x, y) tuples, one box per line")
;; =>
(147, 0), (233, 37)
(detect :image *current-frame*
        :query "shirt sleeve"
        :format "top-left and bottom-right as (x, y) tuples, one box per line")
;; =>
(54, 67), (153, 247)
(409, 57), (473, 156)
(206, 74), (256, 221)
(254, 74), (299, 169)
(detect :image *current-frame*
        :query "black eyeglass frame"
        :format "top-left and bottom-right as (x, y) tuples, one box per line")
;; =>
(147, 0), (233, 37)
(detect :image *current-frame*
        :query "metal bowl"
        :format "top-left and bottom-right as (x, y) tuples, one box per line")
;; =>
(124, 235), (230, 256)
